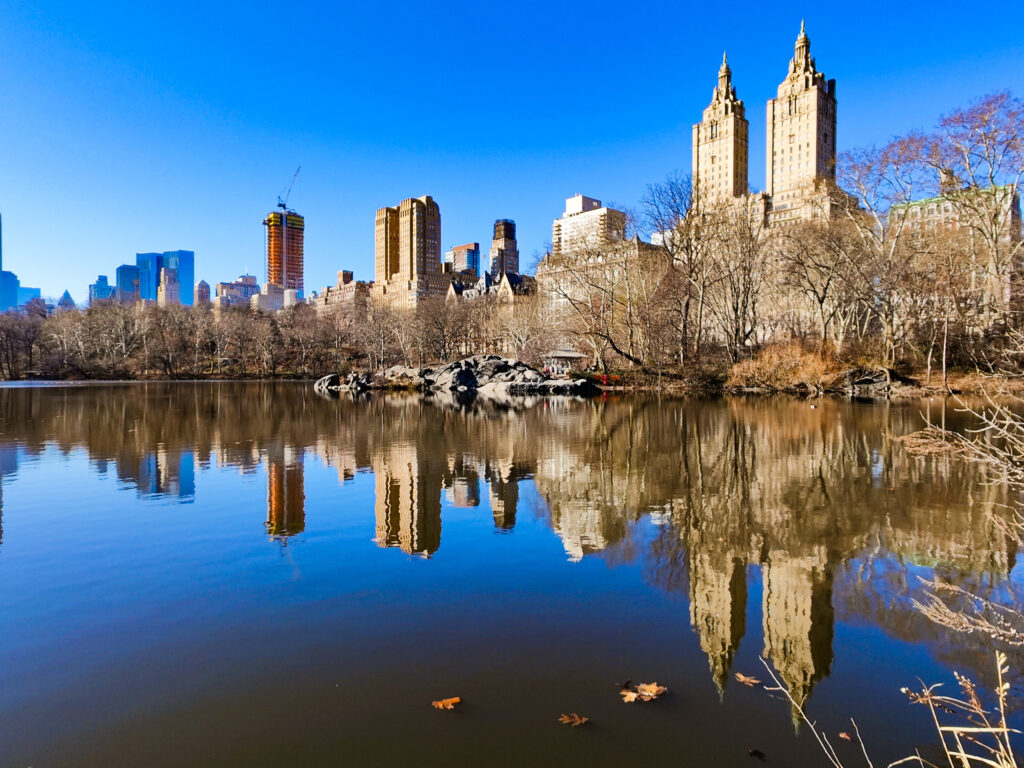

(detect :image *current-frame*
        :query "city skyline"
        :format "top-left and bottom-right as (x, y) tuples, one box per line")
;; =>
(1, 4), (1023, 298)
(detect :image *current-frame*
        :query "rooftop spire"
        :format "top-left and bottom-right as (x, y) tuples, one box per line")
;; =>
(797, 19), (809, 45)
(716, 51), (732, 92)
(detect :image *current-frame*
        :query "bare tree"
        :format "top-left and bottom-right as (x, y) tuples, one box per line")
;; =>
(924, 91), (1024, 329)
(641, 172), (722, 363)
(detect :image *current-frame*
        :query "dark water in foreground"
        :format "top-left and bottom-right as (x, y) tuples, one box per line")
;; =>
(0, 383), (1021, 767)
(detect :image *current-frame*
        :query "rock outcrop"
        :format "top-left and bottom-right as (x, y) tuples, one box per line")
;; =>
(822, 367), (911, 397)
(314, 356), (599, 398)
(314, 372), (373, 395)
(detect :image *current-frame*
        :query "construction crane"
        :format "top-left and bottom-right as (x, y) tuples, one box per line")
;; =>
(277, 166), (301, 211)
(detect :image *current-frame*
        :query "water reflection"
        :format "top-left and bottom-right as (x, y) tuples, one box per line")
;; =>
(0, 384), (1017, 708)
(266, 443), (305, 539)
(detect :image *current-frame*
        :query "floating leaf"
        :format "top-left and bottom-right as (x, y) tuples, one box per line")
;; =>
(735, 673), (762, 687)
(431, 697), (461, 710)
(558, 712), (589, 727)
(839, 731), (852, 742)
(748, 748), (766, 760)
(620, 681), (667, 702)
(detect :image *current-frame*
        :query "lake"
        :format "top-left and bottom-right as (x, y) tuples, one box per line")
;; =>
(0, 383), (1019, 766)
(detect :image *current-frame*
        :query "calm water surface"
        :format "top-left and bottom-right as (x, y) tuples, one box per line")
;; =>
(0, 383), (1021, 766)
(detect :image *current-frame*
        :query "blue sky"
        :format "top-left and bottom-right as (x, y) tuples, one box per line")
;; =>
(2, 1), (1023, 300)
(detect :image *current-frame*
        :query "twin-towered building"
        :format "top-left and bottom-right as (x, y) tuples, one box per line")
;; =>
(692, 22), (838, 224)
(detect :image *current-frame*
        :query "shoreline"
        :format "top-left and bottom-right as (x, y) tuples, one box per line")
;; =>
(3, 374), (1018, 401)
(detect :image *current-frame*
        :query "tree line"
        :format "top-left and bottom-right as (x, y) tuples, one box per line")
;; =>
(0, 91), (1020, 383)
(0, 294), (550, 380)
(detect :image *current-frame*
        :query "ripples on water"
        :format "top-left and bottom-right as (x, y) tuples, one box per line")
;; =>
(0, 383), (1020, 767)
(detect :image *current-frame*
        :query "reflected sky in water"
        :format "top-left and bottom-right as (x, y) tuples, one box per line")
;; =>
(0, 383), (1020, 767)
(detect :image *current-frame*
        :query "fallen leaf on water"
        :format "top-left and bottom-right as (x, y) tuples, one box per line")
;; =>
(558, 713), (589, 727)
(636, 682), (668, 700)
(431, 697), (462, 710)
(620, 681), (668, 703)
(735, 673), (762, 687)
(748, 748), (766, 760)
(839, 732), (852, 742)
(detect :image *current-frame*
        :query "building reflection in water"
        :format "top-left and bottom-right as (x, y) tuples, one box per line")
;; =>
(107, 449), (196, 501)
(265, 444), (305, 540)
(0, 385), (1018, 705)
(373, 443), (443, 556)
(0, 443), (19, 546)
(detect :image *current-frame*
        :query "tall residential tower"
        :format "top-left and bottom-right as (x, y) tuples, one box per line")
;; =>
(264, 208), (305, 295)
(372, 195), (450, 309)
(765, 22), (837, 221)
(489, 219), (519, 276)
(693, 53), (749, 203)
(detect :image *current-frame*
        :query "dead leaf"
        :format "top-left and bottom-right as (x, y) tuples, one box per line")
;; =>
(735, 673), (762, 687)
(636, 682), (668, 700)
(839, 732), (852, 742)
(620, 681), (667, 702)
(748, 748), (766, 760)
(431, 697), (461, 710)
(558, 713), (589, 727)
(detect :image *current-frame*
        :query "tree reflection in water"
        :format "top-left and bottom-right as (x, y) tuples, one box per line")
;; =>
(0, 383), (1017, 708)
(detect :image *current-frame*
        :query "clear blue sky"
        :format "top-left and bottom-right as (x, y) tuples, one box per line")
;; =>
(2, 1), (1023, 300)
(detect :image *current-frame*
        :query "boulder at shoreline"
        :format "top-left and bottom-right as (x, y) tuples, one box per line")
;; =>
(314, 355), (599, 398)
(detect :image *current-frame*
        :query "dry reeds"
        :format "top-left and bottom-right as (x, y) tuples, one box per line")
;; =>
(892, 652), (1020, 768)
(759, 653), (1020, 768)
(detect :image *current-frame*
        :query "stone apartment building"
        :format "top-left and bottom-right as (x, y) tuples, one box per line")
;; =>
(312, 270), (371, 317)
(692, 22), (842, 226)
(371, 195), (452, 310)
(692, 53), (748, 204)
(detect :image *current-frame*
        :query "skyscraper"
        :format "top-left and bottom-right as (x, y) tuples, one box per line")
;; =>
(136, 252), (162, 301)
(157, 267), (180, 306)
(88, 275), (116, 305)
(17, 287), (40, 307)
(264, 209), (304, 295)
(765, 22), (837, 205)
(115, 264), (141, 304)
(135, 251), (195, 304)
(693, 52), (749, 203)
(489, 219), (519, 276)
(372, 195), (450, 309)
(195, 280), (210, 305)
(161, 250), (195, 305)
(0, 213), (16, 311)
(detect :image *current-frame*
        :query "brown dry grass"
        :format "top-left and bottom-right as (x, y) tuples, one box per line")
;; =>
(726, 343), (835, 392)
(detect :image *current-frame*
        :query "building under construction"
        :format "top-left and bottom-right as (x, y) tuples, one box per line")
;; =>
(264, 209), (305, 295)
